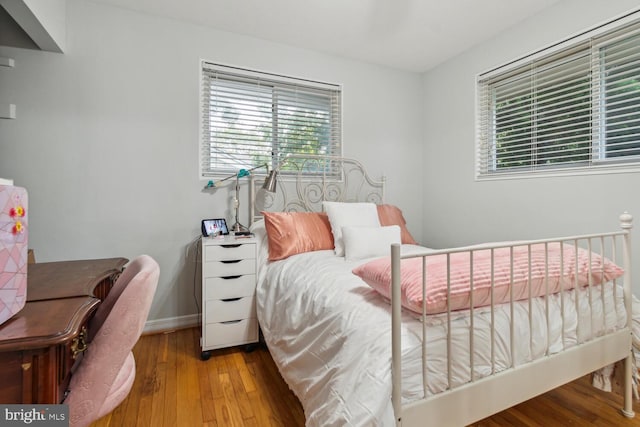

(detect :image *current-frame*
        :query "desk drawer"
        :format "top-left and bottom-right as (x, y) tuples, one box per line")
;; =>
(204, 318), (258, 349)
(205, 243), (255, 262)
(204, 275), (255, 300)
(203, 259), (255, 277)
(205, 295), (255, 323)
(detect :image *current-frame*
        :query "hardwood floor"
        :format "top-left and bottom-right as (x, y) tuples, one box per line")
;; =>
(92, 327), (640, 426)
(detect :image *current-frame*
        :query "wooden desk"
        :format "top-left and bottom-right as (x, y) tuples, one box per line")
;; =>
(26, 258), (128, 302)
(0, 258), (127, 404)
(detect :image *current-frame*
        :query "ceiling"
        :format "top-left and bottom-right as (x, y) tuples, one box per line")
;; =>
(89, 0), (562, 72)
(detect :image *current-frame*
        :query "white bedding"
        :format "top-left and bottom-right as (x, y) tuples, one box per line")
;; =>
(252, 222), (633, 427)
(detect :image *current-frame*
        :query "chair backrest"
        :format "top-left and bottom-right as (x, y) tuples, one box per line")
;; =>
(88, 256), (148, 339)
(65, 254), (159, 427)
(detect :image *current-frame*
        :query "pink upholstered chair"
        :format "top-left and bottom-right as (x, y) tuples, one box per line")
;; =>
(87, 255), (148, 341)
(64, 255), (159, 427)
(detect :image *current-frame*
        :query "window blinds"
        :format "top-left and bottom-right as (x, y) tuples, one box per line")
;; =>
(477, 17), (640, 178)
(200, 63), (342, 177)
(599, 30), (640, 159)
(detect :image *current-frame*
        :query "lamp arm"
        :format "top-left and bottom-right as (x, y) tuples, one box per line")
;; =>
(204, 163), (269, 189)
(246, 163), (269, 174)
(216, 173), (237, 184)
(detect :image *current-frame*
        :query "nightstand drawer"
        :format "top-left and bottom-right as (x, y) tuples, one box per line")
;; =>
(204, 318), (258, 348)
(205, 243), (255, 262)
(205, 275), (255, 300)
(205, 295), (255, 323)
(203, 259), (255, 277)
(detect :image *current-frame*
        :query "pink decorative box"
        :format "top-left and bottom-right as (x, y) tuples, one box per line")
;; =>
(0, 185), (28, 326)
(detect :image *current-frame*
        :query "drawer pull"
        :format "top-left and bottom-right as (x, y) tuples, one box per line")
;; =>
(221, 297), (242, 302)
(221, 260), (241, 264)
(71, 327), (88, 359)
(221, 319), (242, 325)
(221, 244), (242, 248)
(221, 275), (241, 280)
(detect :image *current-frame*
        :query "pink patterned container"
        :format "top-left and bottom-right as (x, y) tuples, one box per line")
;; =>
(0, 185), (28, 325)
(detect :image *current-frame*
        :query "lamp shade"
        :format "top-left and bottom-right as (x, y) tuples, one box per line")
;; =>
(262, 170), (278, 193)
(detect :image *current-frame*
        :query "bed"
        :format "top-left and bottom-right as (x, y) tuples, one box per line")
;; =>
(248, 155), (637, 426)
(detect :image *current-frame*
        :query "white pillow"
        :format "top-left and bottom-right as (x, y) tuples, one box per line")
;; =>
(323, 202), (381, 256)
(342, 225), (401, 261)
(248, 219), (269, 272)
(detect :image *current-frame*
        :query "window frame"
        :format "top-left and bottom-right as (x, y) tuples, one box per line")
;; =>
(476, 10), (640, 180)
(199, 62), (343, 180)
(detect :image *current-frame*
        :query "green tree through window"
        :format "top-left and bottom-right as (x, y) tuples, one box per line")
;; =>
(200, 64), (341, 178)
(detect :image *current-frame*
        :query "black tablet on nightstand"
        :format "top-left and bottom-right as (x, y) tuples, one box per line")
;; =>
(201, 218), (229, 237)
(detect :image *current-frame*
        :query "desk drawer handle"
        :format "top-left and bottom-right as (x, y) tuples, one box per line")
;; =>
(221, 244), (242, 248)
(71, 327), (88, 359)
(221, 275), (241, 280)
(221, 260), (241, 264)
(221, 320), (242, 325)
(221, 297), (242, 302)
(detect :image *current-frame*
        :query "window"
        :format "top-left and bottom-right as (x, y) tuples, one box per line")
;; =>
(200, 62), (342, 178)
(477, 15), (640, 179)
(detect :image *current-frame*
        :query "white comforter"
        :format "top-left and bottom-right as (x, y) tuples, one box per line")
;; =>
(253, 226), (632, 426)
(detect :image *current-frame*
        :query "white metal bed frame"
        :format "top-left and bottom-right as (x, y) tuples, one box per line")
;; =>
(390, 223), (635, 426)
(249, 154), (385, 222)
(250, 154), (635, 426)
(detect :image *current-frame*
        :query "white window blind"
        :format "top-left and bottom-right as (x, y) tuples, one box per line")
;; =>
(477, 16), (640, 178)
(200, 63), (342, 178)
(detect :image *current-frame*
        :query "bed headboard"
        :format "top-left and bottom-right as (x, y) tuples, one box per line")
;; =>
(250, 155), (385, 223)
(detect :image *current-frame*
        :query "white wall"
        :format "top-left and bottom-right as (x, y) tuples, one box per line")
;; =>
(0, 0), (424, 325)
(422, 1), (639, 249)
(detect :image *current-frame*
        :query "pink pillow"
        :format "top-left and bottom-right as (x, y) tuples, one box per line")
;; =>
(377, 204), (417, 245)
(263, 211), (335, 261)
(353, 243), (624, 315)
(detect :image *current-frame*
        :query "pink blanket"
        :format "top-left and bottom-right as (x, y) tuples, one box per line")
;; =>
(352, 243), (624, 315)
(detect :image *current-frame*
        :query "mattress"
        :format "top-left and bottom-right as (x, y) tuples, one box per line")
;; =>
(252, 222), (634, 427)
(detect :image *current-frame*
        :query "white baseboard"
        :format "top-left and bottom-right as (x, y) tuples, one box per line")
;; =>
(143, 314), (199, 334)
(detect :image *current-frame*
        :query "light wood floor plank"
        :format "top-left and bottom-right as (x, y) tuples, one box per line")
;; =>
(134, 332), (158, 426)
(144, 333), (167, 427)
(222, 353), (256, 422)
(176, 328), (204, 426)
(196, 345), (217, 424)
(219, 371), (246, 427)
(233, 351), (257, 393)
(160, 330), (178, 427)
(90, 327), (640, 426)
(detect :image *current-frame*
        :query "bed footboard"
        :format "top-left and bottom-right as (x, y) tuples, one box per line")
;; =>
(391, 213), (635, 426)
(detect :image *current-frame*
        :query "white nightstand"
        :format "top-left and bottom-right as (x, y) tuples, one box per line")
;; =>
(200, 235), (258, 360)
